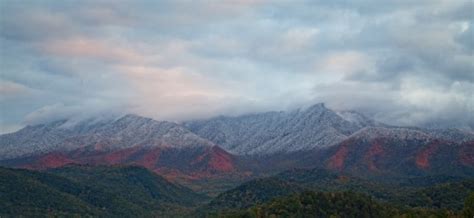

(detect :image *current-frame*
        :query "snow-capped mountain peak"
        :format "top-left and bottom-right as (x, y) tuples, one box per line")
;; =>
(0, 114), (215, 160)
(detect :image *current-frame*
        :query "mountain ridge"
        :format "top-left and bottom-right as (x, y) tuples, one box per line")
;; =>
(185, 103), (369, 155)
(1, 103), (472, 180)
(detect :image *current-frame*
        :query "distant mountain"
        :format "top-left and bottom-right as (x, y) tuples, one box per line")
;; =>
(185, 103), (373, 155)
(1, 102), (472, 179)
(242, 126), (474, 178)
(186, 103), (473, 155)
(184, 103), (473, 178)
(11, 145), (234, 177)
(320, 127), (474, 177)
(0, 114), (215, 160)
(0, 165), (207, 217)
(0, 114), (235, 178)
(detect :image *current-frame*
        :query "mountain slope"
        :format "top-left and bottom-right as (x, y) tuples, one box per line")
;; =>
(185, 103), (370, 155)
(198, 167), (474, 216)
(0, 114), (215, 160)
(2, 103), (472, 180)
(48, 165), (207, 206)
(186, 103), (473, 156)
(0, 114), (236, 178)
(0, 167), (101, 216)
(0, 165), (207, 217)
(318, 127), (474, 177)
(1, 145), (236, 180)
(203, 178), (304, 211)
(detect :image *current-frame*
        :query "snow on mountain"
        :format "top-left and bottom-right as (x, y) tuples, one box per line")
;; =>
(2, 103), (472, 159)
(322, 130), (473, 176)
(186, 103), (473, 155)
(348, 126), (474, 143)
(427, 128), (474, 142)
(0, 114), (215, 160)
(185, 103), (368, 155)
(349, 127), (433, 142)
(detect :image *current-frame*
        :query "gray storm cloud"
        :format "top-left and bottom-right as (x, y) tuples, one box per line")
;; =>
(0, 0), (473, 133)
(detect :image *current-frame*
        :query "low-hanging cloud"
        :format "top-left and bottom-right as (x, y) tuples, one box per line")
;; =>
(0, 0), (472, 133)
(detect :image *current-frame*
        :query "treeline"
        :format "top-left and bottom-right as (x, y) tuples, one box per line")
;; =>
(214, 191), (474, 218)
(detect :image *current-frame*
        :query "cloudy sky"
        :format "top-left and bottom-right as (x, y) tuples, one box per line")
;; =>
(0, 0), (473, 133)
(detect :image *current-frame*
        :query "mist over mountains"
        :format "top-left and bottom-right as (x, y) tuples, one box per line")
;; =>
(2, 103), (473, 159)
(1, 103), (472, 182)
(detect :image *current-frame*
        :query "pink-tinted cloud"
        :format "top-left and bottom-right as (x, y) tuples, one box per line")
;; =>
(115, 65), (246, 121)
(40, 38), (145, 64)
(315, 51), (374, 77)
(0, 81), (33, 97)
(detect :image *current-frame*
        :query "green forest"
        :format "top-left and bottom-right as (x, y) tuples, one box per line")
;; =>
(1, 165), (473, 217)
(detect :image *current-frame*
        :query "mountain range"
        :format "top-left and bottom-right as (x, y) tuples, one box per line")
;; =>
(1, 103), (473, 217)
(1, 103), (473, 181)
